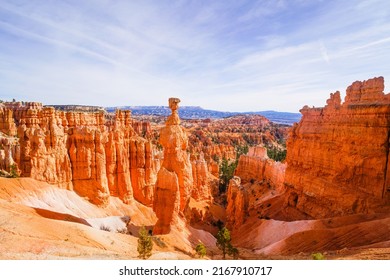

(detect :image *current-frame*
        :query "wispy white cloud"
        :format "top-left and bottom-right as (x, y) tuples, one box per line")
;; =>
(319, 40), (330, 64)
(238, 0), (287, 22)
(0, 0), (389, 112)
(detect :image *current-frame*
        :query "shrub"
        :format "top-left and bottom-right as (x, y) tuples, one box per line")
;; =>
(100, 225), (111, 232)
(235, 144), (249, 159)
(266, 147), (287, 162)
(195, 242), (207, 258)
(116, 228), (128, 234)
(137, 226), (153, 259)
(219, 159), (236, 193)
(312, 252), (326, 260)
(9, 164), (19, 178)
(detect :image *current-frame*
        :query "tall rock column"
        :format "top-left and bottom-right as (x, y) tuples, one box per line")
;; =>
(153, 98), (193, 234)
(0, 106), (17, 136)
(68, 125), (110, 205)
(130, 136), (155, 206)
(105, 110), (134, 204)
(191, 153), (212, 201)
(226, 176), (247, 229)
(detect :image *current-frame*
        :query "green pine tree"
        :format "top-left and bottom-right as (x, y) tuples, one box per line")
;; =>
(228, 243), (239, 260)
(195, 242), (207, 258)
(219, 159), (236, 193)
(137, 226), (153, 259)
(216, 227), (239, 260)
(216, 227), (231, 259)
(9, 164), (18, 178)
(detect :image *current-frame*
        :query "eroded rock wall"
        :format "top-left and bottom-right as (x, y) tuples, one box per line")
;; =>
(17, 106), (74, 190)
(285, 77), (390, 218)
(226, 176), (247, 229)
(227, 146), (286, 228)
(191, 155), (212, 202)
(1, 102), (158, 206)
(129, 136), (156, 205)
(235, 146), (285, 190)
(0, 105), (17, 136)
(227, 77), (390, 226)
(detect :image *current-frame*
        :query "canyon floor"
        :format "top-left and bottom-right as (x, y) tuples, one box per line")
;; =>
(1, 177), (389, 260)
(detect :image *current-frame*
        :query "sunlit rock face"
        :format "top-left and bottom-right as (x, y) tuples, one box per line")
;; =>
(153, 98), (193, 234)
(285, 76), (390, 218)
(235, 146), (286, 189)
(226, 176), (246, 229)
(191, 154), (212, 202)
(227, 147), (286, 229)
(0, 102), (158, 206)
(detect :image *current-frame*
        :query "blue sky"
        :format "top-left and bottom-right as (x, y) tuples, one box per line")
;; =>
(0, 0), (389, 112)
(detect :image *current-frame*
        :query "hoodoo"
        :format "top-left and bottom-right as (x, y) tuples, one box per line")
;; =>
(1, 77), (390, 259)
(153, 98), (194, 234)
(0, 102), (158, 206)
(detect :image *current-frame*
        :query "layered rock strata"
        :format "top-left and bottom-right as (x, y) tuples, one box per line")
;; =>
(226, 176), (247, 229)
(129, 137), (155, 205)
(153, 98), (193, 234)
(285, 76), (390, 218)
(0, 105), (17, 136)
(191, 154), (212, 202)
(235, 146), (285, 189)
(68, 125), (109, 204)
(0, 102), (157, 206)
(227, 146), (286, 228)
(227, 77), (390, 226)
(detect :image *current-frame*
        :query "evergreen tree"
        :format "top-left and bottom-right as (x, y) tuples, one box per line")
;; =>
(216, 227), (231, 259)
(195, 242), (207, 258)
(228, 243), (239, 260)
(266, 147), (287, 162)
(218, 144), (249, 194)
(235, 144), (249, 161)
(216, 227), (239, 259)
(137, 226), (153, 259)
(219, 159), (236, 193)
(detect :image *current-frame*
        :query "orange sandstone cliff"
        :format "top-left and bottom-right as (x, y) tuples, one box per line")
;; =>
(227, 146), (286, 229)
(228, 77), (390, 230)
(0, 102), (158, 206)
(284, 76), (390, 218)
(235, 146), (285, 189)
(2, 78), (390, 259)
(191, 153), (213, 202)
